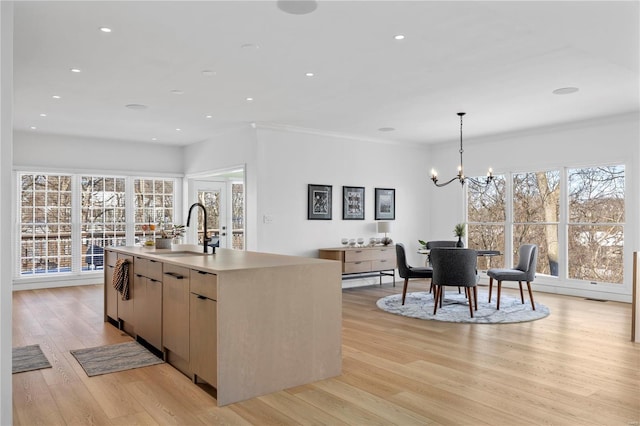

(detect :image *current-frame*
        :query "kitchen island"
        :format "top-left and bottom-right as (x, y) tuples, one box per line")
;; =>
(104, 245), (342, 406)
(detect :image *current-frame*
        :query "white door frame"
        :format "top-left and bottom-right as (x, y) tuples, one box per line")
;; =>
(188, 179), (228, 248)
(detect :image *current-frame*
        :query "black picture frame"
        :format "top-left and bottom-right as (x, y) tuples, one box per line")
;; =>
(374, 188), (395, 220)
(342, 186), (365, 220)
(307, 184), (332, 220)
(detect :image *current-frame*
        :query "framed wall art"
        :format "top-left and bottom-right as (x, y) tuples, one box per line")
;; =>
(374, 187), (395, 220)
(342, 186), (365, 220)
(307, 184), (332, 220)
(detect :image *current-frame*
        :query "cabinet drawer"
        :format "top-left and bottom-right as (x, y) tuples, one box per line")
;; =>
(372, 259), (395, 271)
(146, 259), (163, 281)
(135, 257), (163, 281)
(190, 269), (218, 300)
(344, 260), (372, 274)
(374, 247), (396, 261)
(163, 264), (189, 281)
(106, 250), (118, 267)
(344, 249), (372, 262)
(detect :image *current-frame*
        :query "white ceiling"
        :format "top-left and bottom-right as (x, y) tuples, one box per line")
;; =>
(13, 1), (640, 146)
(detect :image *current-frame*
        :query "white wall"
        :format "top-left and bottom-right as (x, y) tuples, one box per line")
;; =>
(428, 112), (639, 301)
(254, 127), (431, 268)
(183, 125), (259, 250)
(14, 131), (183, 174)
(0, 2), (13, 423)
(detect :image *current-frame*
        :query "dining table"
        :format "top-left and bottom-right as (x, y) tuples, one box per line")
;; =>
(418, 248), (501, 270)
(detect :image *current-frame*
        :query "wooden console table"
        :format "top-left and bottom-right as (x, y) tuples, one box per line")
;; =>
(319, 245), (396, 286)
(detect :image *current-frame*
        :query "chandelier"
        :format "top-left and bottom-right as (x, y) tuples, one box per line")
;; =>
(431, 112), (494, 187)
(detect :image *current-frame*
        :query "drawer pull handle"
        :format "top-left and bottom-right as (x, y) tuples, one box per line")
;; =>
(150, 279), (159, 283)
(164, 272), (184, 279)
(197, 271), (208, 275)
(150, 260), (159, 263)
(196, 294), (207, 300)
(355, 250), (362, 253)
(354, 261), (362, 264)
(380, 260), (387, 263)
(135, 274), (143, 278)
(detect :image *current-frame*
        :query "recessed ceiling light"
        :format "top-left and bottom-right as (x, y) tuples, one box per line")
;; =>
(241, 43), (260, 49)
(151, 137), (157, 141)
(553, 87), (579, 95)
(394, 34), (405, 40)
(378, 127), (395, 132)
(277, 0), (318, 15)
(305, 72), (315, 77)
(205, 115), (213, 119)
(202, 70), (216, 77)
(246, 97), (254, 102)
(39, 113), (47, 117)
(125, 104), (148, 110)
(176, 128), (182, 131)
(70, 68), (81, 73)
(99, 27), (112, 33)
(30, 126), (37, 130)
(52, 95), (61, 99)
(170, 89), (184, 95)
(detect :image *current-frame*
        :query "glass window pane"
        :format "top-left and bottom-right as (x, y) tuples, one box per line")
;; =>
(568, 166), (625, 223)
(468, 176), (506, 222)
(568, 225), (623, 283)
(513, 171), (560, 223)
(468, 224), (504, 270)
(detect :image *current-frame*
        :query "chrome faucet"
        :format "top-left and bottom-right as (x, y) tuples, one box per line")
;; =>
(186, 202), (211, 253)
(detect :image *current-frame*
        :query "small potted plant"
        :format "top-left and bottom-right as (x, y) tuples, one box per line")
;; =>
(454, 223), (466, 247)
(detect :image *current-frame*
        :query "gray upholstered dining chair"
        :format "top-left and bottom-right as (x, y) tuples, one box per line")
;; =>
(430, 248), (478, 318)
(487, 244), (538, 310)
(396, 243), (433, 305)
(426, 240), (461, 292)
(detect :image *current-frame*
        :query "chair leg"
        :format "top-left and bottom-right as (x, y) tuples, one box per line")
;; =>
(466, 288), (474, 318)
(496, 281), (502, 310)
(429, 280), (433, 294)
(488, 277), (493, 302)
(433, 286), (441, 315)
(526, 281), (536, 310)
(518, 281), (525, 304)
(402, 278), (409, 305)
(473, 286), (478, 311)
(458, 286), (461, 294)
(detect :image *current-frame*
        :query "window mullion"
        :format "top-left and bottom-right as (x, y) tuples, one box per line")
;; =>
(71, 175), (82, 273)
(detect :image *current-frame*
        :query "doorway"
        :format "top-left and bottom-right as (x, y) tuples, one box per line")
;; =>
(186, 167), (245, 251)
(189, 180), (227, 248)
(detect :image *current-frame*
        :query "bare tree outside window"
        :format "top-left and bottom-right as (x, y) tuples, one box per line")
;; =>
(568, 166), (624, 284)
(467, 165), (624, 285)
(19, 173), (72, 275)
(232, 183), (244, 250)
(467, 175), (506, 270)
(513, 170), (560, 276)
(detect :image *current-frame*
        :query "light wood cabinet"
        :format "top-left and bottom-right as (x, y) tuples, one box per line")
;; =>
(104, 250), (118, 322)
(319, 245), (396, 285)
(116, 253), (135, 333)
(190, 292), (217, 387)
(104, 245), (341, 406)
(162, 264), (190, 361)
(134, 257), (163, 350)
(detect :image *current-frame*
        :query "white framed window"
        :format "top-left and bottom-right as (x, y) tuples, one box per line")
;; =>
(17, 172), (177, 278)
(466, 163), (625, 286)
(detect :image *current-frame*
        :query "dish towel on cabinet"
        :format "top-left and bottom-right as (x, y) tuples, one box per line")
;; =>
(112, 258), (130, 300)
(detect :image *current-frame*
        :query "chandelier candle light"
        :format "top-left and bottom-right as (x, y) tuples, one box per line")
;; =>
(431, 112), (494, 187)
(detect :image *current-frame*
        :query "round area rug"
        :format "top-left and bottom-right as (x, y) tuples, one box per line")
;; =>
(376, 290), (550, 324)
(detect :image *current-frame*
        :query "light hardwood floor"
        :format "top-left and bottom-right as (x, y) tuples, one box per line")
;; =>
(12, 282), (640, 425)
